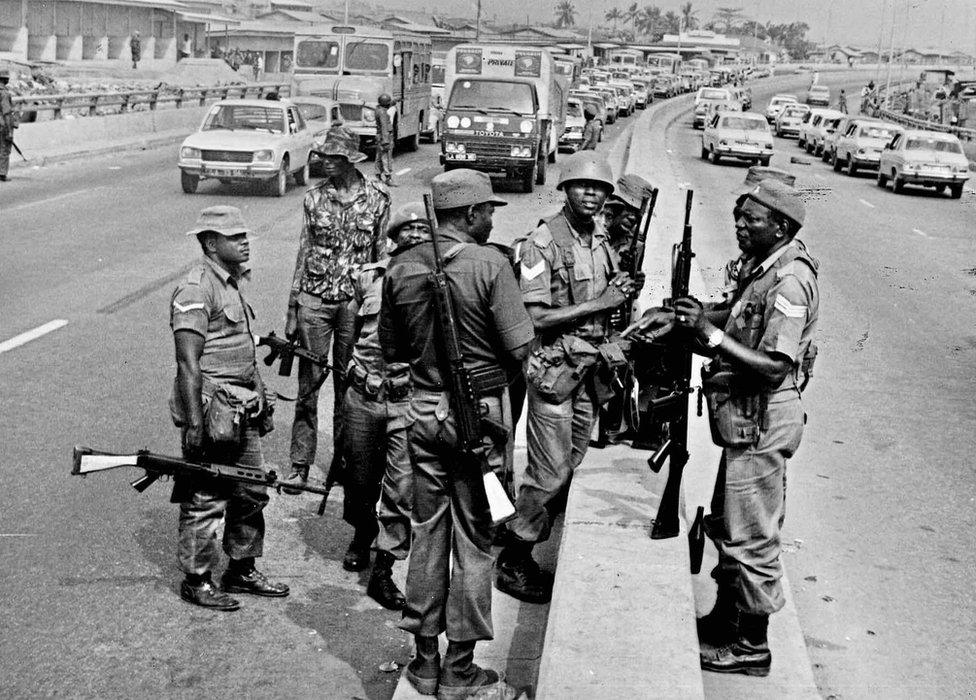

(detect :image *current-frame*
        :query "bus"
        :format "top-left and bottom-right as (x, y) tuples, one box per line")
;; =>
(646, 52), (682, 74)
(607, 48), (643, 68)
(291, 24), (432, 150)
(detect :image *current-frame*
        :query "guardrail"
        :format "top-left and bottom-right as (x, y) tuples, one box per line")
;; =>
(12, 82), (291, 121)
(875, 81), (976, 141)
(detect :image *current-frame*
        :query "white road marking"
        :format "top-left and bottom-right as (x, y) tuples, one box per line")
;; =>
(912, 228), (931, 238)
(5, 189), (94, 213)
(0, 319), (69, 355)
(0, 533), (38, 537)
(395, 167), (411, 176)
(858, 198), (875, 209)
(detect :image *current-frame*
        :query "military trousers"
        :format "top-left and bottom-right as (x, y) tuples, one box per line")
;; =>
(0, 132), (11, 178)
(375, 144), (393, 183)
(290, 297), (355, 467)
(399, 392), (507, 643)
(174, 426), (269, 577)
(709, 393), (805, 615)
(341, 383), (412, 559)
(509, 383), (594, 544)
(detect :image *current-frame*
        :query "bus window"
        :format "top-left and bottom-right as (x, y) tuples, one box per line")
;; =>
(345, 41), (389, 71)
(431, 64), (445, 86)
(296, 40), (340, 69)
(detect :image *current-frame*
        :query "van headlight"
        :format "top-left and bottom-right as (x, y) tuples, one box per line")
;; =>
(460, 117), (472, 128)
(520, 120), (534, 133)
(180, 146), (201, 159)
(446, 115), (460, 128)
(253, 150), (274, 162)
(362, 107), (375, 122)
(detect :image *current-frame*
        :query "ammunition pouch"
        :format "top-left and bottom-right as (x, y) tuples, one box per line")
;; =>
(591, 338), (632, 406)
(700, 363), (766, 448)
(470, 365), (509, 397)
(204, 382), (262, 446)
(349, 361), (413, 403)
(525, 334), (600, 404)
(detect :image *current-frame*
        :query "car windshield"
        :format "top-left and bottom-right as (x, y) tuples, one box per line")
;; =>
(344, 41), (389, 71)
(783, 106), (807, 116)
(203, 105), (285, 133)
(449, 79), (536, 114)
(811, 87), (829, 94)
(293, 102), (328, 121)
(701, 89), (729, 100)
(567, 101), (583, 117)
(862, 126), (896, 139)
(772, 96), (797, 105)
(723, 117), (767, 130)
(295, 40), (340, 70)
(906, 137), (963, 153)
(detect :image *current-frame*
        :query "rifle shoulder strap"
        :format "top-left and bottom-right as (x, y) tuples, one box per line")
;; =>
(541, 212), (584, 305)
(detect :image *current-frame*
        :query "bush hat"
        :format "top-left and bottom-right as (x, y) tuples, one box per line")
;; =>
(186, 205), (250, 237)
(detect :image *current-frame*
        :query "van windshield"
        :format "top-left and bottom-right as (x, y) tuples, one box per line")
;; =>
(567, 101), (583, 117)
(449, 80), (536, 114)
(701, 88), (729, 100)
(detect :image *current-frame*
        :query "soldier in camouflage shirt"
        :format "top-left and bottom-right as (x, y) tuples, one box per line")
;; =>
(282, 127), (391, 494)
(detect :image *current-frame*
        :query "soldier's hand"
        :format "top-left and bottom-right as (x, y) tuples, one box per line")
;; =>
(599, 273), (635, 309)
(673, 297), (707, 333)
(621, 306), (672, 339)
(183, 425), (206, 461)
(285, 306), (299, 340)
(633, 271), (646, 295)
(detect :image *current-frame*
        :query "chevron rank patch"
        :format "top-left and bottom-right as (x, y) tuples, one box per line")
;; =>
(173, 301), (205, 313)
(773, 294), (805, 318)
(521, 260), (546, 281)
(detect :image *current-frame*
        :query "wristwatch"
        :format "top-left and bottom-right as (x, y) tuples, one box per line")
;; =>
(705, 328), (725, 349)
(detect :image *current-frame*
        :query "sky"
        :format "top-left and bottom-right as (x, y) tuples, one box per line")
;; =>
(381, 0), (976, 54)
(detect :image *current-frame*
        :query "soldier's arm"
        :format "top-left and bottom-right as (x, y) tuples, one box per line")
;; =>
(526, 278), (631, 331)
(174, 330), (206, 448)
(287, 196), (314, 337)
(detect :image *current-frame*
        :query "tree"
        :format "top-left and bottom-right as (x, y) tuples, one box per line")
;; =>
(635, 5), (663, 39)
(713, 6), (744, 33)
(625, 2), (639, 33)
(680, 2), (698, 31)
(605, 7), (624, 33)
(664, 10), (681, 34)
(554, 0), (576, 28)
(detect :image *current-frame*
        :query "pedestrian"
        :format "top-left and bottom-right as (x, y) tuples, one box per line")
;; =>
(838, 89), (847, 114)
(635, 168), (820, 677)
(341, 202), (430, 609)
(375, 93), (396, 186)
(281, 127), (391, 502)
(580, 107), (599, 151)
(379, 169), (534, 698)
(179, 33), (192, 61)
(168, 205), (289, 611)
(130, 30), (141, 70)
(0, 67), (16, 182)
(495, 153), (635, 604)
(255, 54), (264, 82)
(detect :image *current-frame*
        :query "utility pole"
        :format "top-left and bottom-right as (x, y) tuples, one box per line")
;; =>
(343, 0), (349, 24)
(874, 0), (887, 85)
(884, 1), (897, 108)
(476, 0), (481, 40)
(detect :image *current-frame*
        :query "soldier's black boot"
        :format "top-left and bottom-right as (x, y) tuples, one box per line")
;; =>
(367, 551), (405, 610)
(700, 612), (772, 677)
(437, 641), (506, 700)
(696, 586), (739, 648)
(343, 526), (375, 572)
(494, 540), (553, 604)
(406, 635), (440, 696)
(281, 463), (309, 495)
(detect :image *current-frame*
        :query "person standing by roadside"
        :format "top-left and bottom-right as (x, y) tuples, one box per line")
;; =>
(341, 203), (429, 608)
(580, 107), (599, 151)
(837, 89), (848, 114)
(495, 153), (635, 604)
(282, 127), (390, 494)
(169, 206), (289, 611)
(380, 170), (534, 698)
(0, 68), (16, 181)
(130, 31), (141, 70)
(179, 33), (192, 61)
(375, 93), (396, 186)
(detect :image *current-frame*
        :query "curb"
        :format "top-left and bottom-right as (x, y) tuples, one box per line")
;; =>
(12, 130), (187, 169)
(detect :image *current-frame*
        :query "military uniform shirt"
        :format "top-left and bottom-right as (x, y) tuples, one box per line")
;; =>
(170, 256), (257, 386)
(349, 259), (409, 379)
(380, 230), (535, 392)
(724, 240), (819, 393)
(291, 172), (391, 303)
(515, 209), (614, 340)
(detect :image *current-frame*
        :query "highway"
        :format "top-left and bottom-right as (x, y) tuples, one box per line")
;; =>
(1, 70), (974, 698)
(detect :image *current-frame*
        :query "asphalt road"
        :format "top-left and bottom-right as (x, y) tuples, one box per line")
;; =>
(661, 76), (976, 698)
(0, 109), (633, 698)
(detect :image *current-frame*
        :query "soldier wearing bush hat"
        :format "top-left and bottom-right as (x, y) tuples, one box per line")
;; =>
(0, 66), (15, 181)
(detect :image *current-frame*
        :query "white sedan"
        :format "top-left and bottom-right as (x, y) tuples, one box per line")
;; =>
(765, 94), (798, 123)
(178, 99), (323, 196)
(701, 111), (774, 166)
(878, 130), (970, 198)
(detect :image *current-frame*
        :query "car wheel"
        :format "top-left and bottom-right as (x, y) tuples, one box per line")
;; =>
(832, 152), (842, 172)
(294, 159), (310, 186)
(893, 171), (905, 193)
(270, 158), (288, 197)
(797, 136), (805, 149)
(845, 157), (857, 176)
(950, 183), (963, 199)
(701, 142), (709, 160)
(877, 170), (888, 188)
(181, 171), (199, 194)
(760, 156), (771, 167)
(522, 163), (536, 193)
(709, 146), (721, 164)
(536, 155), (547, 185)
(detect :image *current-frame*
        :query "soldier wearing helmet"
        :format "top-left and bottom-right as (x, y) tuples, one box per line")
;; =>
(495, 152), (636, 604)
(580, 106), (599, 151)
(342, 202), (429, 611)
(0, 67), (15, 181)
(374, 93), (396, 185)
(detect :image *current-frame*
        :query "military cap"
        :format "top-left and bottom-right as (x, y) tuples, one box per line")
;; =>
(608, 173), (655, 210)
(185, 205), (250, 237)
(387, 202), (428, 238)
(734, 165), (796, 195)
(739, 179), (806, 228)
(431, 169), (507, 209)
(311, 126), (368, 163)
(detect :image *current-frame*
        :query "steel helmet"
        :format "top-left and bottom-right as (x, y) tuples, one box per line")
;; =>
(378, 93), (393, 107)
(556, 152), (615, 193)
(387, 202), (428, 239)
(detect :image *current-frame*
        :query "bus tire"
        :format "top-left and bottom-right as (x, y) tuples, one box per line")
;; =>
(536, 156), (547, 185)
(522, 164), (536, 193)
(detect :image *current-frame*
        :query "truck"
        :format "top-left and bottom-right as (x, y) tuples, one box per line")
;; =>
(442, 43), (568, 192)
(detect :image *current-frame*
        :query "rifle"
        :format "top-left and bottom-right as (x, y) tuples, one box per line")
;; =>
(11, 138), (26, 161)
(647, 189), (696, 542)
(423, 193), (516, 526)
(624, 188), (659, 327)
(71, 446), (333, 497)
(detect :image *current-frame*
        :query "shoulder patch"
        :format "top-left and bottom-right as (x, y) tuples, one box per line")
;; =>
(521, 260), (546, 281)
(173, 301), (205, 313)
(773, 294), (806, 318)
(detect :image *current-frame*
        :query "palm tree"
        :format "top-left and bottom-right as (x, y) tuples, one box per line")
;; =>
(635, 5), (662, 38)
(663, 10), (681, 34)
(680, 2), (698, 31)
(605, 7), (624, 33)
(554, 0), (577, 28)
(625, 2), (639, 33)
(713, 6), (744, 34)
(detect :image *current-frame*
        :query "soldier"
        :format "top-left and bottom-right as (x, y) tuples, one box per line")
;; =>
(636, 172), (819, 676)
(495, 153), (635, 604)
(282, 128), (390, 502)
(169, 206), (289, 611)
(375, 93), (396, 186)
(380, 170), (534, 698)
(0, 67), (16, 181)
(580, 107), (600, 151)
(342, 202), (430, 608)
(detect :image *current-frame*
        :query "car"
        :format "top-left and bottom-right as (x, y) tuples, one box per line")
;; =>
(701, 111), (774, 165)
(832, 119), (902, 174)
(609, 82), (635, 115)
(765, 94), (798, 123)
(290, 96), (344, 172)
(806, 85), (830, 106)
(797, 108), (845, 153)
(694, 99), (740, 130)
(877, 130), (970, 198)
(591, 87), (619, 123)
(820, 115), (857, 163)
(774, 103), (811, 137)
(178, 98), (321, 196)
(571, 91), (607, 141)
(631, 80), (650, 108)
(693, 87), (736, 129)
(559, 97), (587, 152)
